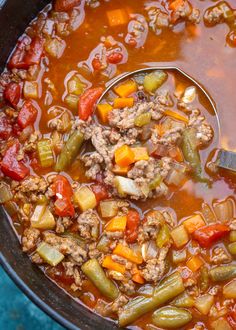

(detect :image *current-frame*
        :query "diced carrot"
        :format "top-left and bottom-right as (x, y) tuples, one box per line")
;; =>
(186, 255), (204, 272)
(97, 103), (113, 123)
(163, 109), (189, 123)
(183, 214), (206, 234)
(113, 243), (143, 264)
(112, 164), (130, 175)
(114, 97), (134, 108)
(169, 0), (185, 11)
(132, 273), (145, 284)
(105, 216), (127, 232)
(115, 145), (135, 167)
(106, 9), (128, 27)
(132, 147), (149, 162)
(102, 256), (126, 274)
(168, 146), (184, 162)
(114, 80), (137, 98)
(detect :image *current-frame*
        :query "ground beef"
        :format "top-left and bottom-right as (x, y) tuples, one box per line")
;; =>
(88, 242), (103, 259)
(146, 7), (169, 34)
(119, 279), (136, 296)
(23, 131), (39, 153)
(63, 261), (83, 290)
(31, 252), (44, 264)
(55, 217), (73, 234)
(204, 6), (223, 25)
(22, 228), (40, 252)
(188, 109), (213, 146)
(210, 247), (232, 264)
(138, 210), (164, 243)
(141, 247), (169, 283)
(109, 295), (129, 314)
(43, 232), (87, 265)
(77, 209), (100, 240)
(13, 176), (48, 194)
(151, 118), (185, 145)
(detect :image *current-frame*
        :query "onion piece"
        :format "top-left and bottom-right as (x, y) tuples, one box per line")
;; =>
(182, 86), (196, 103)
(165, 169), (186, 186)
(114, 176), (141, 197)
(141, 240), (158, 261)
(0, 183), (13, 203)
(213, 199), (234, 223)
(99, 200), (118, 218)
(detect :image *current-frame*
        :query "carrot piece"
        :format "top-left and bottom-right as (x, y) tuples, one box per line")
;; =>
(115, 145), (135, 167)
(102, 256), (126, 274)
(169, 0), (185, 11)
(183, 214), (206, 234)
(114, 97), (134, 108)
(105, 216), (127, 232)
(168, 146), (184, 162)
(106, 9), (128, 27)
(132, 273), (145, 284)
(132, 147), (149, 162)
(163, 109), (189, 123)
(186, 255), (204, 272)
(112, 164), (130, 175)
(113, 243), (143, 264)
(97, 103), (113, 123)
(114, 80), (137, 98)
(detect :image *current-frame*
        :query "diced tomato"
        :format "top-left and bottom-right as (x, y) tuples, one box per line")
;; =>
(52, 175), (75, 217)
(1, 142), (29, 181)
(193, 224), (230, 248)
(126, 209), (140, 243)
(92, 58), (103, 71)
(0, 115), (12, 140)
(107, 51), (123, 64)
(78, 87), (104, 121)
(8, 36), (44, 70)
(4, 82), (21, 108)
(17, 100), (38, 129)
(54, 0), (80, 12)
(91, 183), (109, 202)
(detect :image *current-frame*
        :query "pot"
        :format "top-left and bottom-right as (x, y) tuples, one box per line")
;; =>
(0, 1), (116, 329)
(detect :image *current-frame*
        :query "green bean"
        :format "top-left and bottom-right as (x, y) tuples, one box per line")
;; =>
(156, 224), (170, 248)
(55, 130), (84, 172)
(199, 266), (209, 292)
(181, 128), (206, 182)
(230, 230), (236, 242)
(172, 291), (195, 308)
(209, 265), (236, 282)
(81, 259), (119, 300)
(152, 306), (192, 329)
(118, 272), (185, 327)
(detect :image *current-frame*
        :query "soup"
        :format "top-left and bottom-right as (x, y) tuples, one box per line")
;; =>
(0, 0), (235, 329)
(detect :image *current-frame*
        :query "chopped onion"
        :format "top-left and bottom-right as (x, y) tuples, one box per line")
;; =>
(144, 139), (158, 155)
(213, 199), (234, 223)
(141, 240), (158, 261)
(99, 200), (118, 218)
(165, 169), (185, 186)
(182, 86), (196, 103)
(0, 183), (13, 203)
(138, 284), (154, 297)
(114, 176), (140, 197)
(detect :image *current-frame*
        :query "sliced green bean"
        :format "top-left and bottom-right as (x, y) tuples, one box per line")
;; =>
(199, 266), (209, 292)
(172, 291), (195, 308)
(81, 259), (119, 300)
(209, 265), (236, 282)
(152, 306), (192, 329)
(55, 130), (84, 172)
(118, 272), (184, 327)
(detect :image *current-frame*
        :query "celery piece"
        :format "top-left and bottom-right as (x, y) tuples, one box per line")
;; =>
(31, 206), (55, 230)
(156, 224), (170, 248)
(64, 94), (79, 110)
(67, 75), (85, 96)
(172, 249), (187, 264)
(0, 182), (13, 203)
(37, 139), (54, 168)
(170, 225), (189, 248)
(149, 174), (162, 190)
(114, 176), (140, 197)
(73, 186), (97, 211)
(37, 242), (64, 266)
(134, 113), (151, 127)
(99, 200), (118, 218)
(144, 70), (167, 93)
(23, 81), (38, 99)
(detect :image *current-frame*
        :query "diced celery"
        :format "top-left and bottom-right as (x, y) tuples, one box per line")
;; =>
(74, 186), (97, 211)
(37, 242), (64, 266)
(228, 242), (236, 255)
(134, 113), (151, 127)
(210, 318), (232, 330)
(31, 204), (47, 223)
(149, 174), (162, 190)
(172, 249), (187, 264)
(37, 139), (54, 168)
(223, 279), (236, 298)
(99, 200), (118, 218)
(194, 294), (214, 315)
(67, 75), (85, 96)
(114, 176), (140, 197)
(156, 224), (170, 248)
(45, 37), (66, 58)
(23, 81), (38, 99)
(229, 230), (236, 242)
(64, 94), (79, 110)
(170, 225), (189, 248)
(31, 206), (55, 230)
(144, 70), (167, 93)
(97, 235), (110, 253)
